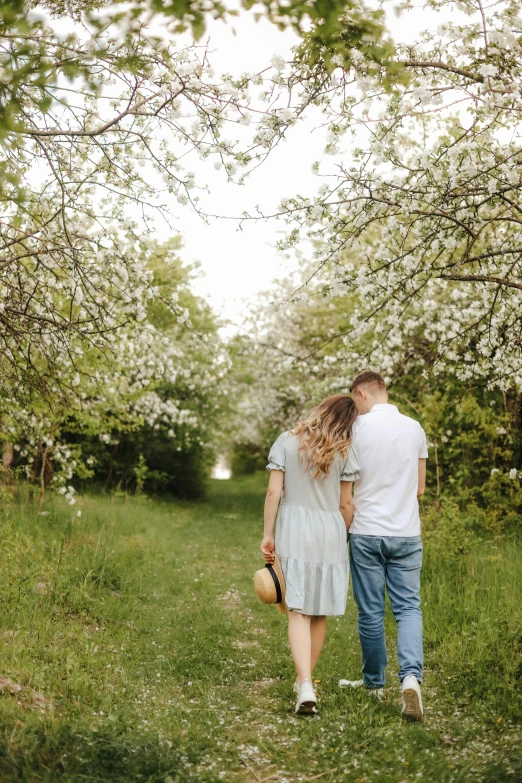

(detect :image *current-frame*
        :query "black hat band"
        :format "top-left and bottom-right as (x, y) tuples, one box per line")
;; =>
(265, 562), (283, 604)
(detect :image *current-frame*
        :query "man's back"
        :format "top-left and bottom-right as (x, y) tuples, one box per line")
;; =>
(350, 404), (428, 537)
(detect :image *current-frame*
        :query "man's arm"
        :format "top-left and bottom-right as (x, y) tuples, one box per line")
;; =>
(340, 481), (354, 532)
(418, 458), (426, 497)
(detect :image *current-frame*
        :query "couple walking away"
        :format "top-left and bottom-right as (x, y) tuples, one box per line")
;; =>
(259, 370), (428, 718)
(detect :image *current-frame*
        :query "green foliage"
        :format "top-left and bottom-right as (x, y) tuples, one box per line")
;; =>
(76, 426), (214, 498)
(391, 373), (522, 535)
(295, 2), (399, 86)
(229, 441), (266, 476)
(133, 453), (148, 496)
(472, 471), (522, 536)
(422, 498), (477, 559)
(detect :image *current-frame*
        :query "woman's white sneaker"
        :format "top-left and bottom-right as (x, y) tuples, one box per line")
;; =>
(295, 679), (317, 714)
(401, 675), (423, 721)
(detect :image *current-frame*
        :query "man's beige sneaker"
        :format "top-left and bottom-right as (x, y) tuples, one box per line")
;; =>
(295, 679), (317, 714)
(401, 675), (423, 721)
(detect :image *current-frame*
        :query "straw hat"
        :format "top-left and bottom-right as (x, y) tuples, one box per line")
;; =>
(254, 554), (287, 614)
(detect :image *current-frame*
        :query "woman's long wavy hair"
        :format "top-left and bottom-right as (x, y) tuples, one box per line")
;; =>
(292, 394), (357, 479)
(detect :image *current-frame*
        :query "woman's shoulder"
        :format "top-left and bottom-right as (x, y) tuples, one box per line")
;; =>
(270, 430), (299, 454)
(267, 431), (295, 472)
(273, 430), (294, 444)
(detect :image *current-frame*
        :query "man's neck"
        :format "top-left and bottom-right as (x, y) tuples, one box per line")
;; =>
(367, 397), (388, 410)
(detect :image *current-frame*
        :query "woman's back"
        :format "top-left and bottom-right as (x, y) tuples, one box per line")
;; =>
(269, 431), (359, 512)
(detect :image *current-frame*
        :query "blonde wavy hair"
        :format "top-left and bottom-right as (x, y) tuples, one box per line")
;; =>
(292, 394), (358, 479)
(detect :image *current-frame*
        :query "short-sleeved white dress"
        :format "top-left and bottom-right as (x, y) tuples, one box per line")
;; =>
(267, 431), (360, 616)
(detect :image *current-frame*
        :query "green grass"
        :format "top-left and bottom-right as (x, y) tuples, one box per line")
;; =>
(0, 475), (520, 782)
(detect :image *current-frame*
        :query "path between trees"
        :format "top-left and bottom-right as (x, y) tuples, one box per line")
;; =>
(0, 477), (519, 782)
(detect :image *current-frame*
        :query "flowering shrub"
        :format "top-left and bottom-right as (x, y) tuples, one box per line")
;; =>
(3, 240), (227, 500)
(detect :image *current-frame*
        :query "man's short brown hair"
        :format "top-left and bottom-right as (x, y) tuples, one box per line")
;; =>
(350, 370), (386, 393)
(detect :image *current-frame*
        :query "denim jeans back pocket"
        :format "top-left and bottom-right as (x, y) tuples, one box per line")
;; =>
(350, 535), (382, 567)
(398, 537), (423, 569)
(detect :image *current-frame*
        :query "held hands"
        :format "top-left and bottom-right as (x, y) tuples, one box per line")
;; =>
(260, 536), (276, 564)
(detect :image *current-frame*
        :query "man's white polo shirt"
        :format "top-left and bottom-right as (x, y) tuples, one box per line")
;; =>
(350, 404), (429, 537)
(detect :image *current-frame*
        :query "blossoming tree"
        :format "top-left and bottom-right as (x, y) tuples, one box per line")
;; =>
(269, 0), (522, 390)
(0, 0), (392, 494)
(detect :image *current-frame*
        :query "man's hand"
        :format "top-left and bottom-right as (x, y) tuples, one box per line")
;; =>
(260, 536), (276, 563)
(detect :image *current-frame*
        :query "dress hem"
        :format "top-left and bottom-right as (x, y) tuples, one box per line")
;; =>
(287, 605), (348, 617)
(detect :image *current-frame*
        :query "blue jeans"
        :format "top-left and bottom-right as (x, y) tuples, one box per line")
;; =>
(349, 535), (423, 688)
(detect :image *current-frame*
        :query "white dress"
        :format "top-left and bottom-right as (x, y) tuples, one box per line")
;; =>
(267, 431), (360, 616)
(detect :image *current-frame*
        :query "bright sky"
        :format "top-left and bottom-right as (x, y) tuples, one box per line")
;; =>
(170, 3), (444, 328)
(168, 12), (317, 329)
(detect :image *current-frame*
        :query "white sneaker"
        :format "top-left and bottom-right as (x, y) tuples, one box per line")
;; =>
(339, 679), (384, 700)
(401, 675), (423, 721)
(295, 679), (317, 714)
(339, 678), (364, 688)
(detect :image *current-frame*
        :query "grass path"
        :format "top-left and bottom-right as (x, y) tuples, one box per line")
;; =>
(0, 476), (520, 782)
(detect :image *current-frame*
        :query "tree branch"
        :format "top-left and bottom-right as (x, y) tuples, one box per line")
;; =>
(440, 273), (522, 291)
(403, 60), (484, 83)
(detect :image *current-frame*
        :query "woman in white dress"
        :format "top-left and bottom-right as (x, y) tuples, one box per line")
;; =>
(260, 394), (359, 714)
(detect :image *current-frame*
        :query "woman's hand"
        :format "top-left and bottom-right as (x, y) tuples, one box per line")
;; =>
(260, 536), (276, 563)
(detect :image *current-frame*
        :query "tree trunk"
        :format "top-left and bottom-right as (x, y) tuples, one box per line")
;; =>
(104, 442), (119, 491)
(433, 441), (441, 513)
(2, 442), (13, 471)
(39, 446), (49, 511)
(28, 443), (42, 504)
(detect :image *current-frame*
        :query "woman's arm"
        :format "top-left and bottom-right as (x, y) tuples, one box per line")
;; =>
(340, 481), (354, 533)
(260, 469), (284, 563)
(418, 458), (427, 497)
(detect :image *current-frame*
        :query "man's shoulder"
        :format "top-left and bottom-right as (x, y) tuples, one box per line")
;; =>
(390, 412), (427, 444)
(396, 411), (423, 429)
(353, 408), (424, 437)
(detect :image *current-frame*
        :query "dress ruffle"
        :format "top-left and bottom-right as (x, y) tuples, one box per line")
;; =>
(266, 461), (285, 471)
(278, 556), (348, 616)
(266, 431), (289, 473)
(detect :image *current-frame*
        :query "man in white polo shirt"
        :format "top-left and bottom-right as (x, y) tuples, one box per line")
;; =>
(346, 370), (428, 721)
